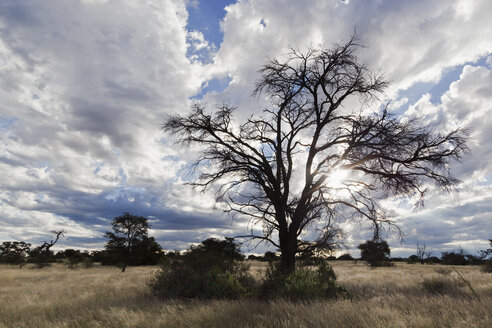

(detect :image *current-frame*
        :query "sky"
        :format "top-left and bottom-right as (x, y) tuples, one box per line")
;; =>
(0, 0), (491, 257)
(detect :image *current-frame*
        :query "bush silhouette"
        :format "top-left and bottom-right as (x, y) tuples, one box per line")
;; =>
(263, 251), (279, 262)
(260, 260), (347, 300)
(482, 260), (492, 273)
(0, 241), (31, 266)
(337, 253), (354, 261)
(150, 238), (348, 300)
(441, 251), (468, 265)
(149, 238), (254, 299)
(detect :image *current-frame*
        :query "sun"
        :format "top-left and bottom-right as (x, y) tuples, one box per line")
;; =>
(328, 168), (349, 189)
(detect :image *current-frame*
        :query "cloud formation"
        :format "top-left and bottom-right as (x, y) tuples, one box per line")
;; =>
(0, 0), (491, 256)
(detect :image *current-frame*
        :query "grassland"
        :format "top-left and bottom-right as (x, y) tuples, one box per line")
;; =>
(0, 261), (491, 328)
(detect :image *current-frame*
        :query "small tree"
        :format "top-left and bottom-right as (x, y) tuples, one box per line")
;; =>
(416, 243), (432, 264)
(0, 241), (31, 266)
(104, 213), (162, 272)
(358, 239), (391, 267)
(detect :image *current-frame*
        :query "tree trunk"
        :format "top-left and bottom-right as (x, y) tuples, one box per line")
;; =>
(122, 247), (129, 272)
(279, 231), (297, 274)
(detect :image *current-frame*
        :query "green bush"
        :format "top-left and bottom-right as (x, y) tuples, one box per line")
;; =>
(260, 261), (347, 300)
(149, 238), (255, 299)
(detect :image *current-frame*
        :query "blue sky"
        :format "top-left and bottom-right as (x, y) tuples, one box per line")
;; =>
(187, 0), (236, 49)
(0, 0), (491, 257)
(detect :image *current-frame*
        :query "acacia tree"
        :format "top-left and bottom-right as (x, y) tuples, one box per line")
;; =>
(358, 240), (391, 267)
(0, 241), (31, 266)
(104, 212), (161, 272)
(164, 36), (468, 273)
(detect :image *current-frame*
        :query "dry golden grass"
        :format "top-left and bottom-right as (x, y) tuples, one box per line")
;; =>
(1, 262), (491, 328)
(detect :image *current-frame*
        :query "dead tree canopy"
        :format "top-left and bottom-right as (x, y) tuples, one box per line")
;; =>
(163, 36), (468, 273)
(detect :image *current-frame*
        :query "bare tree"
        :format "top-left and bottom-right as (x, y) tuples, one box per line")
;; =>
(32, 230), (65, 254)
(416, 243), (432, 264)
(163, 36), (468, 273)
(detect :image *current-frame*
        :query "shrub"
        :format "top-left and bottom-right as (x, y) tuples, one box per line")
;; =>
(247, 254), (263, 261)
(337, 253), (354, 261)
(28, 250), (55, 268)
(264, 251), (279, 262)
(441, 251), (468, 265)
(482, 259), (492, 273)
(465, 254), (484, 265)
(151, 262), (251, 299)
(60, 249), (85, 268)
(149, 238), (254, 299)
(425, 256), (441, 264)
(260, 261), (347, 300)
(407, 254), (419, 264)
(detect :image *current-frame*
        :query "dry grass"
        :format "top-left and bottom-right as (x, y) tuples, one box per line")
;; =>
(1, 262), (491, 328)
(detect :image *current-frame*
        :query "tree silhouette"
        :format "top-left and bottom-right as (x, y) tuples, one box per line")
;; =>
(0, 241), (31, 266)
(29, 230), (64, 267)
(416, 242), (432, 264)
(358, 239), (391, 267)
(104, 212), (161, 272)
(164, 35), (468, 273)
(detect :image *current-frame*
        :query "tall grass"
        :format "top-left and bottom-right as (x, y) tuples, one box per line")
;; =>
(1, 262), (491, 328)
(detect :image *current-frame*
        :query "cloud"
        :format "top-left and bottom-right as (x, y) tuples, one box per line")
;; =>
(197, 0), (492, 255)
(207, 0), (492, 107)
(378, 63), (492, 255)
(0, 0), (491, 256)
(0, 0), (218, 247)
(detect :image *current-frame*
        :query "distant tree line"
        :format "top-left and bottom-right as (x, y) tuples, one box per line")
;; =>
(1, 215), (491, 272)
(245, 239), (492, 268)
(0, 213), (165, 269)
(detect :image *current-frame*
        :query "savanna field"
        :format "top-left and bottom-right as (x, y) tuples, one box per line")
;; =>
(1, 261), (491, 328)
